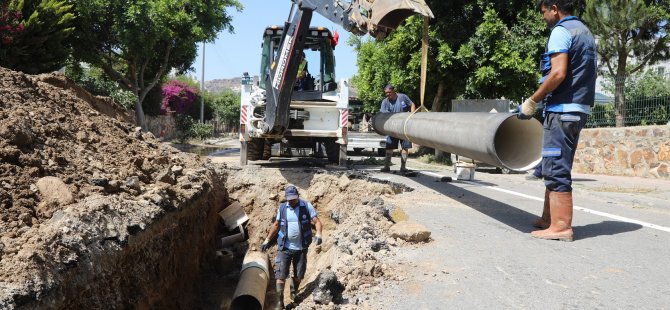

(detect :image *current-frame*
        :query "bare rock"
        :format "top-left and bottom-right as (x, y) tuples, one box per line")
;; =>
(389, 220), (431, 243)
(35, 177), (73, 205)
(312, 269), (344, 305)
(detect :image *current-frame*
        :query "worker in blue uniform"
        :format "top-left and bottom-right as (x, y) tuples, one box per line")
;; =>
(519, 0), (597, 242)
(261, 185), (323, 309)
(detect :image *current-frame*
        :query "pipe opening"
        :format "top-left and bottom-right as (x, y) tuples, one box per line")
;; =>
(495, 116), (543, 171)
(230, 295), (262, 310)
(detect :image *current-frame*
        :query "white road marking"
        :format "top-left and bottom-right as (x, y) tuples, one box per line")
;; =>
(415, 170), (670, 233)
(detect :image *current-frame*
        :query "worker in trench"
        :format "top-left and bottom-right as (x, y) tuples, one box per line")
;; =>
(518, 0), (596, 242)
(379, 84), (416, 173)
(261, 184), (323, 309)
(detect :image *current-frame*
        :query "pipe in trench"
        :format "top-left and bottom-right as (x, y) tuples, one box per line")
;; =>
(230, 251), (270, 310)
(372, 112), (543, 171)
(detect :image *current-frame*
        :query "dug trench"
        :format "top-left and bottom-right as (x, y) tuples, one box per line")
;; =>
(0, 66), (432, 309)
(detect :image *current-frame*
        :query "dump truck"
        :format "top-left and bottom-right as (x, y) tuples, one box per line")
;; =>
(239, 0), (433, 166)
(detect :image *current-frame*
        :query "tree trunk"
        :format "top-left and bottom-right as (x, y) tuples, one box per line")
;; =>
(134, 98), (147, 131)
(614, 73), (626, 127)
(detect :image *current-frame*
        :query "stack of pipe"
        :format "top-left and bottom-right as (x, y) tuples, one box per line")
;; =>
(372, 112), (543, 171)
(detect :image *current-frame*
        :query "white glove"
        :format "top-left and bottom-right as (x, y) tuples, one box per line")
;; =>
(521, 98), (538, 117)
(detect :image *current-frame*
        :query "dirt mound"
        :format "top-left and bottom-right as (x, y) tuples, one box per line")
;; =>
(223, 167), (421, 309)
(0, 67), (209, 308)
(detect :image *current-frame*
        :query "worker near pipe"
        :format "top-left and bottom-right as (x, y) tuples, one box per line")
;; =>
(518, 0), (596, 242)
(379, 84), (416, 173)
(261, 184), (323, 309)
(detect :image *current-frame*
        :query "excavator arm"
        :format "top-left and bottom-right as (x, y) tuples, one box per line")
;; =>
(260, 0), (433, 136)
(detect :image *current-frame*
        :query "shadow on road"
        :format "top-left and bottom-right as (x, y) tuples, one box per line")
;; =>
(573, 221), (643, 240)
(411, 175), (643, 238)
(412, 176), (540, 233)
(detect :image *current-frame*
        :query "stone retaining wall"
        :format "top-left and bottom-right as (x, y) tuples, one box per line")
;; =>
(574, 125), (670, 179)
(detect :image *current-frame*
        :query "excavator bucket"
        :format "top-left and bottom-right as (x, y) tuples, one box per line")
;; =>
(356, 0), (434, 39)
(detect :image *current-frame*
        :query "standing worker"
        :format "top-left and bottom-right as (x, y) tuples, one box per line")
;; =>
(518, 0), (597, 241)
(261, 185), (323, 309)
(379, 84), (416, 173)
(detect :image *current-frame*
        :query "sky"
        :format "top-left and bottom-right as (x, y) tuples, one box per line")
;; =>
(191, 1), (359, 82)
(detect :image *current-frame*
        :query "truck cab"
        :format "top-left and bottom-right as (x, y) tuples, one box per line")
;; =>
(240, 26), (349, 165)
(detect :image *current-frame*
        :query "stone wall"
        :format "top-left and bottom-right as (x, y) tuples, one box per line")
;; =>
(574, 125), (670, 179)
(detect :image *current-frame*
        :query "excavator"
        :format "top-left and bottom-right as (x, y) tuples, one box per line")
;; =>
(239, 0), (433, 165)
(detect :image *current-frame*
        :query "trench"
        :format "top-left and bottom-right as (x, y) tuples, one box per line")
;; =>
(16, 161), (409, 309)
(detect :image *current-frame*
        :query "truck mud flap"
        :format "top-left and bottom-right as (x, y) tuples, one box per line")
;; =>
(359, 0), (434, 38)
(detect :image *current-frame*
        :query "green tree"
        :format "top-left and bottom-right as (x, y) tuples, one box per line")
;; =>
(0, 0), (75, 73)
(584, 0), (670, 127)
(352, 0), (544, 113)
(456, 8), (544, 100)
(210, 89), (240, 128)
(69, 0), (242, 131)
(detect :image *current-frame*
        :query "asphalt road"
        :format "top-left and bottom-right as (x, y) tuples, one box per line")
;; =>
(360, 158), (670, 310)
(206, 143), (670, 309)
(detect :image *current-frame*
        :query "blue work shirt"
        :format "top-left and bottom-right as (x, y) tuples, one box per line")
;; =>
(381, 93), (413, 113)
(541, 16), (595, 115)
(276, 201), (317, 250)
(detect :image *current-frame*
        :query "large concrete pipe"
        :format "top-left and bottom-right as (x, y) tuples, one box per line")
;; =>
(230, 251), (270, 310)
(373, 112), (543, 171)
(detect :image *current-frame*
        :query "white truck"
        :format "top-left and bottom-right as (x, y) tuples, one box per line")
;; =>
(238, 0), (433, 166)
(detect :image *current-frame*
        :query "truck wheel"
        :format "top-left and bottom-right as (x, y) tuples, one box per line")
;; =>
(247, 139), (265, 161)
(324, 140), (341, 164)
(262, 142), (272, 160)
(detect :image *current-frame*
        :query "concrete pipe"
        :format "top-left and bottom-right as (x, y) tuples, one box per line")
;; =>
(230, 251), (270, 310)
(372, 112), (543, 171)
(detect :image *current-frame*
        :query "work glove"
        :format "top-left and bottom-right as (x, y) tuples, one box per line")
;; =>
(517, 98), (537, 120)
(260, 238), (270, 252)
(314, 234), (322, 246)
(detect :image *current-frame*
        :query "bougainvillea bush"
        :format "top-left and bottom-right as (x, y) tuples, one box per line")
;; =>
(0, 2), (24, 46)
(161, 80), (198, 114)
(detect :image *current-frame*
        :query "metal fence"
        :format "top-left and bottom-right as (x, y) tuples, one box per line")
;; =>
(587, 71), (670, 128)
(586, 96), (670, 128)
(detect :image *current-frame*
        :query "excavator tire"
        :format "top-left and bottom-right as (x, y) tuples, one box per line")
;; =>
(324, 140), (341, 164)
(247, 139), (265, 161)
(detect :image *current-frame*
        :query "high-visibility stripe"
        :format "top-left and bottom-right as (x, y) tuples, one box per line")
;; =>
(240, 106), (248, 124)
(340, 109), (348, 127)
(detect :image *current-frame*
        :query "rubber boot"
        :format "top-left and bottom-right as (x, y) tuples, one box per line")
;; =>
(400, 152), (408, 172)
(290, 278), (299, 300)
(380, 152), (391, 172)
(531, 191), (574, 242)
(276, 282), (285, 310)
(532, 189), (551, 229)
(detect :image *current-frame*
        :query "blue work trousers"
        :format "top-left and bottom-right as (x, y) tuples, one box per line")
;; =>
(541, 112), (588, 192)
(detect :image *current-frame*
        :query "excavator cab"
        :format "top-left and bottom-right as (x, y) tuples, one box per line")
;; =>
(260, 26), (337, 98)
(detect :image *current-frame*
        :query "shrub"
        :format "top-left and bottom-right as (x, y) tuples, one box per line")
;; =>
(174, 114), (194, 144)
(190, 122), (213, 140)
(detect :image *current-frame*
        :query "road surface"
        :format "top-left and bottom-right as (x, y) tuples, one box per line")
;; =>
(206, 141), (670, 309)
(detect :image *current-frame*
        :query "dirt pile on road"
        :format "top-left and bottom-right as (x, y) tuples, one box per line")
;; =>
(0, 67), (212, 308)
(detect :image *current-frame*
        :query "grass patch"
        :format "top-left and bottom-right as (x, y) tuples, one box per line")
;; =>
(417, 154), (453, 166)
(590, 185), (656, 194)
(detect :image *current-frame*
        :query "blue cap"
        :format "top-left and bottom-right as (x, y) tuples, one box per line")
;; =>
(285, 185), (299, 200)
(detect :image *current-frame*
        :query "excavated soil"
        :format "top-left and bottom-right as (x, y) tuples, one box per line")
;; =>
(0, 67), (222, 308)
(0, 66), (431, 309)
